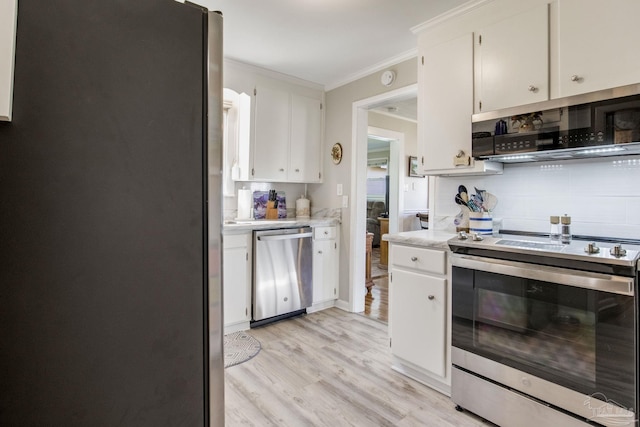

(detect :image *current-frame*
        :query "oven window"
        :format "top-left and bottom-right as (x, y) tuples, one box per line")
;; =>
(452, 267), (636, 411)
(476, 285), (596, 388)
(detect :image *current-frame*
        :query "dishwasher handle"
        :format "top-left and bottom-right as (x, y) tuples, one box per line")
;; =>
(256, 232), (312, 241)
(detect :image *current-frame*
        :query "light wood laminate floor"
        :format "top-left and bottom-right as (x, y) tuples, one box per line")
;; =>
(225, 308), (493, 426)
(364, 247), (389, 323)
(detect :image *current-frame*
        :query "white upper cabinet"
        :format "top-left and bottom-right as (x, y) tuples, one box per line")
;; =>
(419, 34), (473, 173)
(474, 4), (549, 113)
(1, 0), (18, 121)
(418, 33), (501, 175)
(252, 86), (290, 182)
(289, 94), (323, 183)
(556, 0), (640, 97)
(251, 85), (323, 183)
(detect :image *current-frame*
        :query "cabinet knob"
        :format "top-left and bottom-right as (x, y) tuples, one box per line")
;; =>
(428, 295), (435, 300)
(324, 231), (328, 235)
(318, 250), (323, 254)
(527, 85), (538, 92)
(295, 168), (300, 172)
(279, 168), (285, 172)
(410, 256), (418, 262)
(570, 74), (581, 82)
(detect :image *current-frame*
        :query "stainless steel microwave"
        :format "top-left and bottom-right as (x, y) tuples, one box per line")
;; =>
(471, 84), (640, 163)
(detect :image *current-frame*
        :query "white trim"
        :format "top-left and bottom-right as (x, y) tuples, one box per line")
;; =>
(410, 0), (493, 34)
(368, 126), (405, 235)
(325, 49), (418, 92)
(369, 110), (417, 124)
(223, 58), (324, 91)
(348, 84), (417, 313)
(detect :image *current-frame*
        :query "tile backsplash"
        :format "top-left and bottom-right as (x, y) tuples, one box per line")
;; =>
(434, 155), (640, 239)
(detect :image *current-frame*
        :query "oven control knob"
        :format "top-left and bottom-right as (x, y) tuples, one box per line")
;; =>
(610, 244), (627, 257)
(457, 231), (468, 240)
(584, 242), (600, 254)
(472, 233), (484, 242)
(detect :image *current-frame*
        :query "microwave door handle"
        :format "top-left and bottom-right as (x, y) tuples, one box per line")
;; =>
(451, 254), (634, 296)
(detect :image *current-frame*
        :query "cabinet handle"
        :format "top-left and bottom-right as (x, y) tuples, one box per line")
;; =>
(428, 295), (435, 300)
(570, 74), (581, 82)
(527, 85), (538, 92)
(410, 256), (418, 262)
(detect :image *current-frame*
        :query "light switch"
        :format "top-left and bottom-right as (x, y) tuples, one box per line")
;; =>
(342, 195), (349, 208)
(337, 183), (343, 196)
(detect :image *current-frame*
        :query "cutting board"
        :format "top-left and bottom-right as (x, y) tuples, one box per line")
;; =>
(253, 191), (286, 219)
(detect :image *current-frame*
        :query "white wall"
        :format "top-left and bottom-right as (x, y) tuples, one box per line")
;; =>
(433, 155), (640, 239)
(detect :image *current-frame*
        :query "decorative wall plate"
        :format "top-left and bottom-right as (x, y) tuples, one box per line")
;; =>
(331, 142), (343, 165)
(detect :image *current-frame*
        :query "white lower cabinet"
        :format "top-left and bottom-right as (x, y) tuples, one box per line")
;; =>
(389, 243), (451, 395)
(310, 226), (338, 312)
(222, 232), (252, 334)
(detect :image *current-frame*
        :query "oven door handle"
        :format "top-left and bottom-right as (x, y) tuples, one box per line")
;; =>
(451, 254), (634, 296)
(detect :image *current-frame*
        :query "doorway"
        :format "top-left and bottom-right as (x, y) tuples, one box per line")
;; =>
(348, 84), (417, 317)
(363, 129), (403, 323)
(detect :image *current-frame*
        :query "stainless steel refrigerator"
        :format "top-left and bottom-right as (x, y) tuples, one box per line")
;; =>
(0, 1), (224, 425)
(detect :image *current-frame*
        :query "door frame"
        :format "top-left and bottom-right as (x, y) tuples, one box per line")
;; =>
(348, 84), (417, 313)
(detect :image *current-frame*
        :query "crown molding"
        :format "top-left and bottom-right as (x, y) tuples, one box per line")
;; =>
(223, 58), (325, 91)
(324, 48), (417, 92)
(411, 0), (493, 34)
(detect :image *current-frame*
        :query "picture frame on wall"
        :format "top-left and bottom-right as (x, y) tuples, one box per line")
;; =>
(408, 156), (424, 177)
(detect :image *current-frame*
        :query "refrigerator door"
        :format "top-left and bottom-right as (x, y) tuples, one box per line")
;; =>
(207, 10), (225, 427)
(0, 1), (221, 425)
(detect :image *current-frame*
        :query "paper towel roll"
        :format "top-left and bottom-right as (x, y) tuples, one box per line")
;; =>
(237, 187), (252, 220)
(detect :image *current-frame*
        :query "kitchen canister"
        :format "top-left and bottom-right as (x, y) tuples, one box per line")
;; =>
(469, 212), (493, 235)
(295, 195), (310, 219)
(236, 187), (253, 220)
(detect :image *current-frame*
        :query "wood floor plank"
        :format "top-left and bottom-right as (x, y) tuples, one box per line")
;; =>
(225, 308), (493, 426)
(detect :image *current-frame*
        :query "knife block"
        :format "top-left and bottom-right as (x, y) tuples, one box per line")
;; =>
(265, 201), (278, 219)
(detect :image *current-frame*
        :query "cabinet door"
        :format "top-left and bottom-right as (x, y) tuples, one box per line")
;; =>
(290, 94), (323, 183)
(475, 4), (549, 112)
(390, 268), (446, 377)
(312, 238), (337, 304)
(252, 86), (289, 181)
(418, 33), (474, 172)
(223, 244), (250, 326)
(557, 0), (640, 97)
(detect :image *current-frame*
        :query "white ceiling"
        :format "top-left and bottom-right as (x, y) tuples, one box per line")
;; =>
(194, 0), (470, 89)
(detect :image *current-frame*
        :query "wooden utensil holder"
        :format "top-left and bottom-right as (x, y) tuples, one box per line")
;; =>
(266, 201), (278, 219)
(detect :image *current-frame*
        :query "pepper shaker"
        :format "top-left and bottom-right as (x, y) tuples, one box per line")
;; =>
(560, 214), (572, 244)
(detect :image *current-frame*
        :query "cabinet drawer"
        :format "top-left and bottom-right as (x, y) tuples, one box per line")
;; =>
(224, 233), (249, 249)
(313, 226), (336, 240)
(392, 245), (446, 275)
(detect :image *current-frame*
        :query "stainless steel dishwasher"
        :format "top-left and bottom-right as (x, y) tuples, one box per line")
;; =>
(252, 227), (313, 326)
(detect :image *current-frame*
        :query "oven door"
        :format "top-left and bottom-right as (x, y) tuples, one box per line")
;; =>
(451, 254), (637, 414)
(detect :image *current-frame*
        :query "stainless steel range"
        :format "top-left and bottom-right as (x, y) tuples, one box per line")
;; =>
(449, 232), (640, 427)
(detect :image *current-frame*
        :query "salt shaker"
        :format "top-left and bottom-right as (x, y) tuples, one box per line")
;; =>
(549, 215), (560, 242)
(560, 214), (572, 244)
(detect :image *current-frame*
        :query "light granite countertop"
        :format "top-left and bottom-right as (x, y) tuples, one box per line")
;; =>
(222, 217), (340, 234)
(382, 229), (456, 251)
